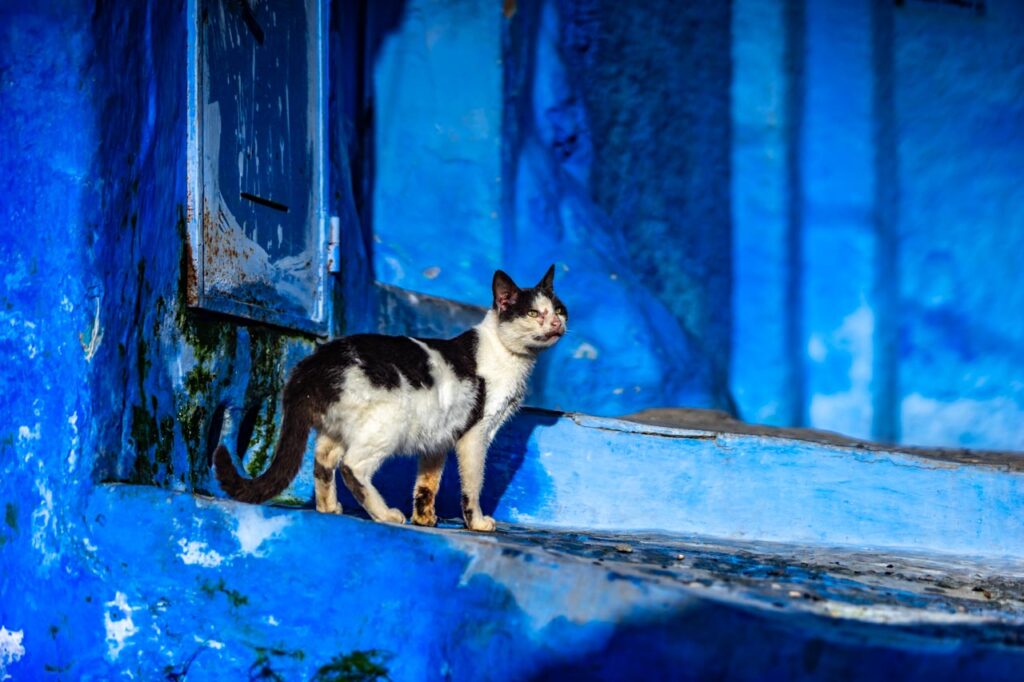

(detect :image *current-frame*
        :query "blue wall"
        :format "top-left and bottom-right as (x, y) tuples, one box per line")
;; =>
(731, 0), (1024, 449)
(892, 1), (1024, 449)
(2, 0), (1024, 677)
(370, 0), (504, 305)
(368, 0), (1024, 449)
(504, 0), (731, 414)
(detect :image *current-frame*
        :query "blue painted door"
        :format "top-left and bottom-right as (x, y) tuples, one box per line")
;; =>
(188, 0), (327, 334)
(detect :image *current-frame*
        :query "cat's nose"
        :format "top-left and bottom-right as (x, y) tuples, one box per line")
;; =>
(550, 317), (562, 330)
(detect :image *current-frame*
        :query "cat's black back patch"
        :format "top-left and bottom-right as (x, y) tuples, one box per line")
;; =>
(296, 330), (487, 434)
(418, 329), (479, 380)
(346, 334), (434, 390)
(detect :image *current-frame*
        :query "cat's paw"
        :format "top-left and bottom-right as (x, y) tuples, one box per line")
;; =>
(316, 501), (343, 515)
(467, 515), (496, 532)
(411, 510), (437, 527)
(380, 507), (406, 525)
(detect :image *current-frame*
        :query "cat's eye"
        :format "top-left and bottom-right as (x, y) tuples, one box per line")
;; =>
(555, 307), (566, 316)
(527, 310), (540, 318)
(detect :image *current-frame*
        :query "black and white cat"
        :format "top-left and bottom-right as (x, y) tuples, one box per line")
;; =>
(214, 266), (567, 531)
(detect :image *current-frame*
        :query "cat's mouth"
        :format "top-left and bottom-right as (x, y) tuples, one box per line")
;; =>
(536, 330), (564, 342)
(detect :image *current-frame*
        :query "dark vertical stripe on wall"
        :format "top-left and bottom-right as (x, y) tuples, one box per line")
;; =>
(785, 0), (807, 427)
(500, 1), (541, 266)
(871, 0), (900, 443)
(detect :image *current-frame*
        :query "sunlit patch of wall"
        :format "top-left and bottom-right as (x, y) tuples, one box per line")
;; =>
(732, 0), (1024, 449)
(892, 1), (1024, 450)
(369, 0), (503, 304)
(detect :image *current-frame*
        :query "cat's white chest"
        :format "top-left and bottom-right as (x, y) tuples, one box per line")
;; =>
(476, 334), (532, 439)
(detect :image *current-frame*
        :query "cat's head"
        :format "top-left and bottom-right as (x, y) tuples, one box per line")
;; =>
(491, 265), (568, 355)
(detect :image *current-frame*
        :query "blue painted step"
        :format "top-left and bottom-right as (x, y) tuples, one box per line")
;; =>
(70, 485), (1024, 681)
(6, 409), (1023, 679)
(331, 408), (1024, 560)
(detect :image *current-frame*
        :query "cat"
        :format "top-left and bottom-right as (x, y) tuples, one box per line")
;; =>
(214, 266), (567, 531)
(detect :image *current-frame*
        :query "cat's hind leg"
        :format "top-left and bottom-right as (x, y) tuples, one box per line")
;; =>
(313, 434), (344, 514)
(411, 452), (446, 527)
(340, 447), (405, 524)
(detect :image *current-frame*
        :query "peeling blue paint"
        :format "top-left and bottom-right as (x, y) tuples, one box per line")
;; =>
(187, 0), (331, 334)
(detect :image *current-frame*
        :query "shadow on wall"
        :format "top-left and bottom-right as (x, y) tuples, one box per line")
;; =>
(504, 0), (734, 418)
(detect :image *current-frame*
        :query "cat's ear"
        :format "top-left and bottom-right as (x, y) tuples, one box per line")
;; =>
(492, 270), (520, 312)
(537, 264), (556, 291)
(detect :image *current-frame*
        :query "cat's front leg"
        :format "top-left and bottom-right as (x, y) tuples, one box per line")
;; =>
(455, 426), (496, 532)
(411, 452), (445, 527)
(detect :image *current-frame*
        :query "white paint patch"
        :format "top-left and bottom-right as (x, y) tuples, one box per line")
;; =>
(383, 255), (405, 282)
(193, 635), (225, 650)
(232, 506), (292, 556)
(17, 424), (39, 443)
(820, 602), (1004, 626)
(901, 393), (1024, 451)
(31, 480), (57, 567)
(104, 592), (139, 661)
(265, 615), (280, 626)
(573, 342), (599, 360)
(177, 539), (225, 568)
(0, 627), (25, 681)
(67, 411), (79, 471)
(80, 296), (103, 362)
(808, 302), (874, 439)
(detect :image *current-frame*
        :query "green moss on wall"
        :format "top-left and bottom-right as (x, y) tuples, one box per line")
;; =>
(120, 204), (315, 496)
(200, 577), (250, 608)
(5, 502), (17, 532)
(243, 329), (287, 477)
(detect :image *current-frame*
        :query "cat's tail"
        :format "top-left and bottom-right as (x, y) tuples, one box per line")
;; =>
(214, 401), (313, 504)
